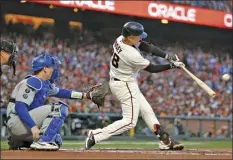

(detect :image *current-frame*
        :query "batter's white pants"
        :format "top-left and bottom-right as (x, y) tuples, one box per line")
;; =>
(92, 79), (160, 143)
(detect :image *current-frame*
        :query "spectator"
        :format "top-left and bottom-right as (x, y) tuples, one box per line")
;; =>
(174, 118), (186, 136)
(1, 23), (232, 119)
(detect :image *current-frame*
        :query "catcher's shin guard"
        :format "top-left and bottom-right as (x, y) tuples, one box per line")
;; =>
(38, 103), (68, 147)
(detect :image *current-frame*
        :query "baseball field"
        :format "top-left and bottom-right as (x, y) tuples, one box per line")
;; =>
(1, 139), (232, 159)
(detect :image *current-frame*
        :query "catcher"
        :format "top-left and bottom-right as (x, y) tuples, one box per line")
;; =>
(0, 40), (19, 76)
(6, 54), (108, 150)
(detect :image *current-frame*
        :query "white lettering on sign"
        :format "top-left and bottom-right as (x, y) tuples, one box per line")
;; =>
(59, 0), (115, 11)
(148, 3), (196, 22)
(224, 14), (232, 28)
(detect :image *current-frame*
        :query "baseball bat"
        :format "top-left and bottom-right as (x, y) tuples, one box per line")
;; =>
(180, 65), (216, 98)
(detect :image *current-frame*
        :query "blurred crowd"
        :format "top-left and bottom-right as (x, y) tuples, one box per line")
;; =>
(169, 0), (232, 12)
(1, 23), (232, 119)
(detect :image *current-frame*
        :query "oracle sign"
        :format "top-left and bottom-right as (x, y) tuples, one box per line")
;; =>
(29, 0), (232, 29)
(59, 0), (115, 11)
(148, 3), (196, 22)
(224, 13), (232, 28)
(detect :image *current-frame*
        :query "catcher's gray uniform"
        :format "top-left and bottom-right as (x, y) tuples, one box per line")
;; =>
(6, 75), (80, 149)
(7, 74), (107, 150)
(7, 103), (64, 142)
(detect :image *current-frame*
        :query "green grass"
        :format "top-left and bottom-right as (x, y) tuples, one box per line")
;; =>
(1, 140), (232, 150)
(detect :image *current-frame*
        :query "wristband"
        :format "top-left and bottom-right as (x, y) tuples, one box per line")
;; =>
(71, 91), (83, 99)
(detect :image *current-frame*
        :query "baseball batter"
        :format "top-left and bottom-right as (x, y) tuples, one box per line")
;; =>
(85, 21), (184, 150)
(6, 54), (95, 150)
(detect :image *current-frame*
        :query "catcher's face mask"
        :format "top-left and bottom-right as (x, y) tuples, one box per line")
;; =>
(1, 40), (19, 76)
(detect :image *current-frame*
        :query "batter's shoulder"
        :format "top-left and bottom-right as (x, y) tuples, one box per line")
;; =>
(26, 76), (42, 91)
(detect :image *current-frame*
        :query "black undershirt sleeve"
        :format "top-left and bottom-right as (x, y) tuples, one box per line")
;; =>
(139, 41), (167, 58)
(144, 63), (171, 73)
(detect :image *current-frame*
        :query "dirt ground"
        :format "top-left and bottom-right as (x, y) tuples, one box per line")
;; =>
(1, 148), (232, 159)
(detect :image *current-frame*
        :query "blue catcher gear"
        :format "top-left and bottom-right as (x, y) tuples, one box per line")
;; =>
(31, 54), (61, 84)
(53, 134), (63, 147)
(39, 102), (68, 146)
(26, 76), (43, 90)
(49, 56), (61, 84)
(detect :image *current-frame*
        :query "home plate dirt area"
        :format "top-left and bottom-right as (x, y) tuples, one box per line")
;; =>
(1, 148), (232, 159)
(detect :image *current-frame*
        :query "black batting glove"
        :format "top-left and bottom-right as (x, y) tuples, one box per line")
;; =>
(165, 53), (179, 61)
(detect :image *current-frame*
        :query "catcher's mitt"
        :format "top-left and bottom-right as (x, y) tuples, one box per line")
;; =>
(86, 81), (110, 108)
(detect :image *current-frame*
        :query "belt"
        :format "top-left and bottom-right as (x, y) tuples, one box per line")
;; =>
(9, 98), (15, 103)
(113, 78), (121, 81)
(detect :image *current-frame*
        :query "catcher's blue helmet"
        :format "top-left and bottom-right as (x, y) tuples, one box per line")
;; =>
(122, 21), (147, 39)
(31, 54), (61, 84)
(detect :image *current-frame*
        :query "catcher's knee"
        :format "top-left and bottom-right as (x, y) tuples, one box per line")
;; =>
(39, 102), (68, 142)
(51, 101), (69, 119)
(59, 103), (69, 119)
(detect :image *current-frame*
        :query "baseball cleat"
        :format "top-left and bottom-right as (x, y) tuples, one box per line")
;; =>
(30, 141), (59, 151)
(159, 138), (184, 150)
(85, 130), (95, 150)
(170, 139), (184, 150)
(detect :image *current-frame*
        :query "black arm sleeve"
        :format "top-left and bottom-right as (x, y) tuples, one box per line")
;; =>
(144, 63), (171, 73)
(139, 41), (167, 58)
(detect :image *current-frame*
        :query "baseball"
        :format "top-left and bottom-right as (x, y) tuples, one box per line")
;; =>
(222, 74), (230, 81)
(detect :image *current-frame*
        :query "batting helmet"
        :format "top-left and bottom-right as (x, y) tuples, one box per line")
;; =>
(122, 21), (147, 39)
(31, 54), (61, 84)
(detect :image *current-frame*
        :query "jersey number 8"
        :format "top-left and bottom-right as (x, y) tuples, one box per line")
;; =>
(112, 52), (120, 68)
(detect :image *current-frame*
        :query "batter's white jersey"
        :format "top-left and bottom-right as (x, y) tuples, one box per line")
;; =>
(109, 36), (150, 81)
(91, 36), (160, 144)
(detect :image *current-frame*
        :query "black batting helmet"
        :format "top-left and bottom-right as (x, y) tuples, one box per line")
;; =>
(122, 21), (147, 39)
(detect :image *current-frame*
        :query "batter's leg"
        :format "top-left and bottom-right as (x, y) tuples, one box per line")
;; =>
(138, 92), (184, 150)
(85, 81), (140, 149)
(138, 92), (160, 130)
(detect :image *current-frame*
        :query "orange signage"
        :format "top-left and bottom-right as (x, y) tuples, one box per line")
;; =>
(4, 14), (54, 29)
(29, 0), (232, 29)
